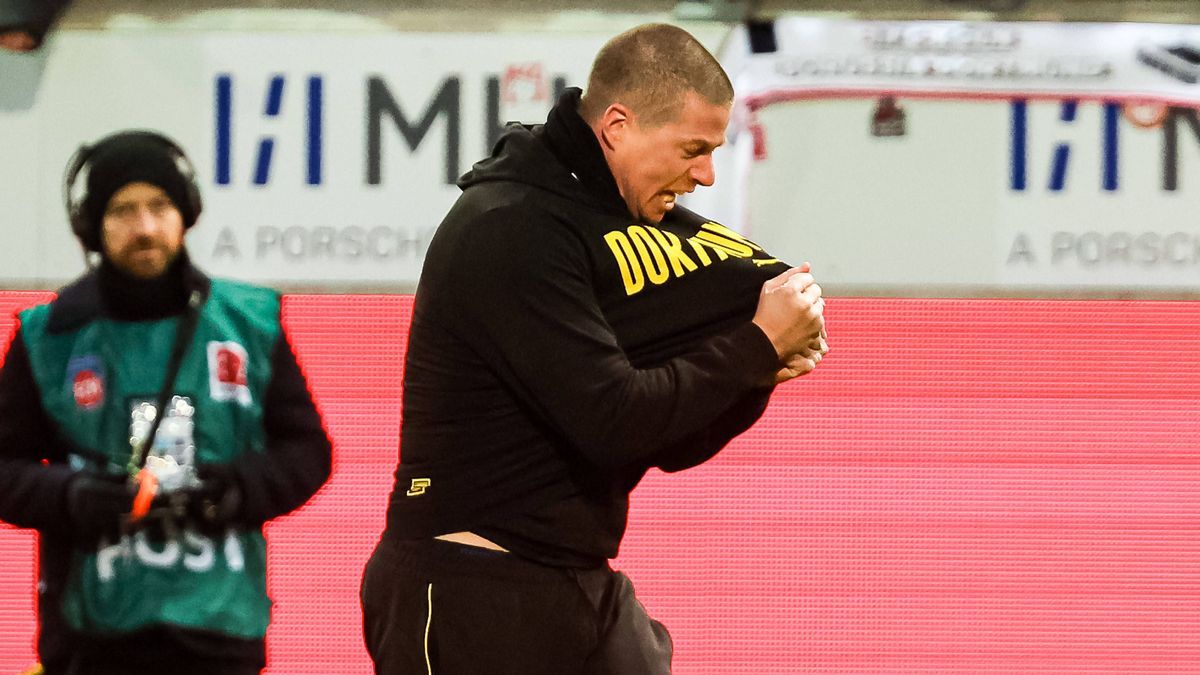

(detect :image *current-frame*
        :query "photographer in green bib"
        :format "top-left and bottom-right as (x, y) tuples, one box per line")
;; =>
(0, 130), (332, 675)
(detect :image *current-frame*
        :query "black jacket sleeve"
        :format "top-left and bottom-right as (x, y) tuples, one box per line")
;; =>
(226, 330), (332, 527)
(654, 387), (774, 473)
(450, 205), (780, 471)
(0, 327), (76, 534)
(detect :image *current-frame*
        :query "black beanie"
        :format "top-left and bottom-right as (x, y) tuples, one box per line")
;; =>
(79, 132), (200, 245)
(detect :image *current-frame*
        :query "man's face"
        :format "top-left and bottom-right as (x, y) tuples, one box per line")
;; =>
(604, 91), (730, 224)
(101, 182), (185, 279)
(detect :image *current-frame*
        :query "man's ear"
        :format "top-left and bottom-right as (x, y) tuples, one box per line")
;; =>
(597, 103), (633, 150)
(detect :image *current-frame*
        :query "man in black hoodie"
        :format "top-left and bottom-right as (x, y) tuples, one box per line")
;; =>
(0, 130), (332, 674)
(362, 24), (827, 674)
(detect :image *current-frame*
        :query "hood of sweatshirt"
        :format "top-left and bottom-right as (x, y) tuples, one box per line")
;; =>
(457, 87), (632, 221)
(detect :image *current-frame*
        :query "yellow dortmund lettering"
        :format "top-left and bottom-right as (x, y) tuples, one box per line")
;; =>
(689, 234), (731, 261)
(647, 227), (698, 277)
(686, 236), (715, 266)
(700, 221), (765, 252)
(628, 226), (670, 286)
(693, 230), (755, 258)
(603, 230), (645, 296)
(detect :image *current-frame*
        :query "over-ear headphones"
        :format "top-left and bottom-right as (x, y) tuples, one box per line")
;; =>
(62, 130), (203, 253)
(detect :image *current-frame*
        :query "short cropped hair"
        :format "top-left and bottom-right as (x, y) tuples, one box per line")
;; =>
(579, 23), (733, 128)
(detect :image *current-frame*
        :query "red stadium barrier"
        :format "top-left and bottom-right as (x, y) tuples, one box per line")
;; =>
(2, 294), (1197, 673)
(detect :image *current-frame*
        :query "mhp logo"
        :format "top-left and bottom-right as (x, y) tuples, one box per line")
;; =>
(1010, 98), (1200, 193)
(213, 69), (569, 188)
(215, 74), (324, 186)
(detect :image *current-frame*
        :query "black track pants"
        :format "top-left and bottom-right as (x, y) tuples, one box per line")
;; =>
(361, 536), (673, 674)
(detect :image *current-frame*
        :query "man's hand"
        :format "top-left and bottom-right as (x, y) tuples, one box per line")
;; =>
(752, 262), (825, 360)
(65, 471), (135, 542)
(775, 333), (829, 383)
(147, 463), (243, 534)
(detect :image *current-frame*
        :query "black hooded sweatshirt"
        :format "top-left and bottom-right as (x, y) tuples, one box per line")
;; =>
(384, 89), (790, 567)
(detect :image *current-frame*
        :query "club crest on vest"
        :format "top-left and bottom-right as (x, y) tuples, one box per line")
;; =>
(207, 341), (251, 406)
(66, 355), (106, 410)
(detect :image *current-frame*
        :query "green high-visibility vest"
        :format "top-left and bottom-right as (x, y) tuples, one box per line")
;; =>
(19, 279), (281, 639)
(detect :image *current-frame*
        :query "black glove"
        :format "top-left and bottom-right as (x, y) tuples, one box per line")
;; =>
(148, 464), (243, 535)
(65, 471), (134, 543)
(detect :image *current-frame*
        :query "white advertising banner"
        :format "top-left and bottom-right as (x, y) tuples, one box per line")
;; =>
(0, 30), (609, 290)
(686, 18), (1200, 295)
(5, 21), (1199, 295)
